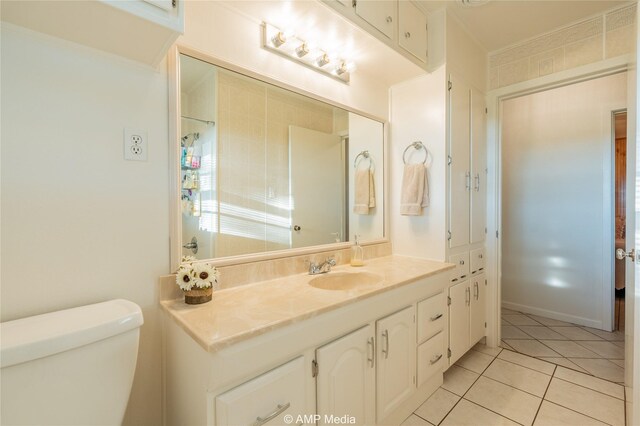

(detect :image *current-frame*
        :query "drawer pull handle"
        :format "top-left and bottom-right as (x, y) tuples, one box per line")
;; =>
(382, 329), (389, 359)
(479, 254), (483, 259)
(430, 354), (443, 365)
(386, 16), (393, 23)
(430, 313), (443, 321)
(253, 402), (290, 426)
(367, 336), (375, 367)
(474, 282), (479, 300)
(405, 31), (411, 38)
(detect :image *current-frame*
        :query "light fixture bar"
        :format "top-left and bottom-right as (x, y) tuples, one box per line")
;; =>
(261, 22), (351, 84)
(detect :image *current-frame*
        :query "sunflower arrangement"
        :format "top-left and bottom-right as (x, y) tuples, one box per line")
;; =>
(176, 256), (219, 304)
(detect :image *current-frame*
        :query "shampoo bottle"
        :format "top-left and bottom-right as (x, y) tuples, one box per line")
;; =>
(350, 235), (364, 267)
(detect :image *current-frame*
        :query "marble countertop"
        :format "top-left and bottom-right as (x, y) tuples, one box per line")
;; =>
(161, 255), (454, 353)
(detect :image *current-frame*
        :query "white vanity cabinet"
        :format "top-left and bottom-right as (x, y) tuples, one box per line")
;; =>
(316, 326), (375, 425)
(448, 273), (487, 365)
(398, 1), (428, 63)
(215, 357), (306, 426)
(354, 0), (396, 40)
(162, 260), (453, 426)
(376, 306), (416, 421)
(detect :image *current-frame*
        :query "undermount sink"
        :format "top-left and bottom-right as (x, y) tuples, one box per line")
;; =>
(309, 271), (383, 291)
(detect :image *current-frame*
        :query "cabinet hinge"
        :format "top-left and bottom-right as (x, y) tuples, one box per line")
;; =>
(485, 227), (487, 234)
(485, 322), (487, 328)
(413, 314), (416, 324)
(485, 279), (487, 285)
(447, 155), (452, 165)
(312, 359), (318, 378)
(447, 230), (452, 241)
(447, 348), (452, 358)
(172, 0), (176, 7)
(496, 230), (499, 238)
(413, 375), (416, 385)
(352, 0), (357, 7)
(448, 81), (452, 91)
(447, 296), (451, 306)
(485, 107), (488, 114)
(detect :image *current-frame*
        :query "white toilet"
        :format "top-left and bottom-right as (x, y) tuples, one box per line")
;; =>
(1, 299), (144, 425)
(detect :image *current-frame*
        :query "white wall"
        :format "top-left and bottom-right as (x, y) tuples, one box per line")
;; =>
(390, 66), (448, 261)
(0, 24), (168, 426)
(446, 13), (487, 93)
(501, 72), (627, 329)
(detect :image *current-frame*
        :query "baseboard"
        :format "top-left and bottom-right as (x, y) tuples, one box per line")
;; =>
(501, 301), (603, 330)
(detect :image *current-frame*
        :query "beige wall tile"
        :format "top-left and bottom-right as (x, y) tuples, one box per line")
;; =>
(606, 25), (637, 59)
(564, 36), (603, 69)
(499, 59), (529, 87)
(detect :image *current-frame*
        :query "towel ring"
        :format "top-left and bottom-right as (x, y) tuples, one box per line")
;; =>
(403, 141), (427, 165)
(354, 150), (373, 169)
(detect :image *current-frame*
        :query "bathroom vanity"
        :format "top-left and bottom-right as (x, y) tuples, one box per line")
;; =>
(161, 256), (455, 426)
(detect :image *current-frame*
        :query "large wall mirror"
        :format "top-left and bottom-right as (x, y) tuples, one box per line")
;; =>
(175, 52), (385, 263)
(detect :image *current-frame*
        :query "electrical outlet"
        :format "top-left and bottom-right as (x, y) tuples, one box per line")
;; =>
(124, 128), (148, 161)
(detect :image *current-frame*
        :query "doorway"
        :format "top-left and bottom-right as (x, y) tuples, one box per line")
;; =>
(614, 111), (627, 331)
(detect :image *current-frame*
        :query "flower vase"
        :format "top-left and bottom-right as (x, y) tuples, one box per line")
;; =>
(184, 287), (212, 305)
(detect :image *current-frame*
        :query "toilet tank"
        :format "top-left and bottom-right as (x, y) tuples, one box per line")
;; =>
(1, 299), (144, 425)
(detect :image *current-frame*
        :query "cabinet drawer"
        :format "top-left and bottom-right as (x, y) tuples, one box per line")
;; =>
(417, 292), (446, 344)
(417, 332), (445, 387)
(449, 252), (470, 282)
(215, 357), (305, 426)
(470, 248), (485, 274)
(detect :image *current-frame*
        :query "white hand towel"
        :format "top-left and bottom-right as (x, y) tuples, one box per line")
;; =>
(400, 164), (429, 215)
(354, 169), (371, 214)
(369, 169), (376, 209)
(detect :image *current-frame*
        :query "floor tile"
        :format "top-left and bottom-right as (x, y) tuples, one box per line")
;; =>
(569, 358), (625, 382)
(526, 315), (576, 327)
(501, 340), (516, 351)
(455, 349), (495, 374)
(581, 327), (625, 341)
(502, 325), (532, 339)
(498, 349), (556, 375)
(503, 339), (562, 357)
(577, 341), (625, 359)
(503, 314), (542, 326)
(465, 376), (542, 425)
(545, 378), (625, 425)
(613, 341), (625, 348)
(441, 399), (519, 426)
(472, 342), (503, 357)
(533, 401), (608, 426)
(501, 318), (511, 325)
(540, 340), (601, 358)
(483, 358), (551, 397)
(501, 308), (522, 315)
(538, 357), (589, 373)
(554, 366), (625, 399)
(611, 359), (625, 368)
(441, 365), (479, 396)
(414, 388), (459, 425)
(549, 326), (603, 341)
(518, 326), (567, 340)
(401, 414), (434, 426)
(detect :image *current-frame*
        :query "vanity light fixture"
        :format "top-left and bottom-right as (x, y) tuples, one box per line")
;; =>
(261, 22), (351, 84)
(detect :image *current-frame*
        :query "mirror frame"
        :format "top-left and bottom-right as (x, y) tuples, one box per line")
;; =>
(168, 45), (389, 272)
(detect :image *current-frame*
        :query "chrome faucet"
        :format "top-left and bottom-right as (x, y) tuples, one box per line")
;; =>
(308, 257), (337, 275)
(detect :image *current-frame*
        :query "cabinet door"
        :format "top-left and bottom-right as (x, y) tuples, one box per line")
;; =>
(470, 273), (487, 345)
(470, 87), (487, 244)
(376, 306), (416, 422)
(398, 1), (427, 63)
(449, 75), (471, 249)
(448, 280), (470, 365)
(354, 0), (396, 39)
(215, 357), (306, 426)
(316, 326), (375, 426)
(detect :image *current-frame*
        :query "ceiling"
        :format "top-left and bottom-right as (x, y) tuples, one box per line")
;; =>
(417, 0), (632, 52)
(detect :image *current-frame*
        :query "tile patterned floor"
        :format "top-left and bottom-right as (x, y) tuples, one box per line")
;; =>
(402, 343), (631, 426)
(499, 308), (625, 383)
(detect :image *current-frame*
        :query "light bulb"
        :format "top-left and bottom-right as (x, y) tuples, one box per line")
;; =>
(316, 53), (330, 67)
(271, 32), (286, 47)
(295, 43), (309, 57)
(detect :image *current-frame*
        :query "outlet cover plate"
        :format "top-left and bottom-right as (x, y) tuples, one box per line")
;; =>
(124, 128), (148, 161)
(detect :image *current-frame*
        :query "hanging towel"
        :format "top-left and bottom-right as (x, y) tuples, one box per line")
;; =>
(400, 164), (429, 215)
(354, 169), (376, 214)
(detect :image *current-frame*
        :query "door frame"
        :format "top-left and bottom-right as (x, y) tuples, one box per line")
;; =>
(485, 55), (632, 347)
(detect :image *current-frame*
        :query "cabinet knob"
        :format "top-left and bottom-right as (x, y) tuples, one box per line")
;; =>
(293, 225), (301, 231)
(405, 31), (411, 38)
(479, 254), (483, 259)
(386, 16), (392, 23)
(459, 260), (465, 265)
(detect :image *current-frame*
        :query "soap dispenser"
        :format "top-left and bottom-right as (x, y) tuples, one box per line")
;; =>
(350, 235), (364, 267)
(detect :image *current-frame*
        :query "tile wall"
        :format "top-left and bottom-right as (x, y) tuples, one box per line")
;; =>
(489, 4), (637, 90)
